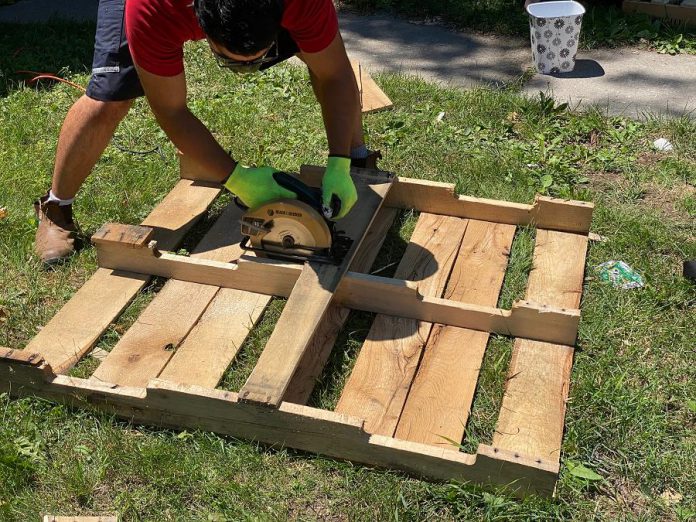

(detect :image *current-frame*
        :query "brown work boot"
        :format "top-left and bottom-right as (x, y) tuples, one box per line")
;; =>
(34, 193), (77, 266)
(351, 150), (382, 170)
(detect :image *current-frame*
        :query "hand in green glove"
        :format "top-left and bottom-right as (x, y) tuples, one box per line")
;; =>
(321, 156), (357, 220)
(224, 164), (297, 209)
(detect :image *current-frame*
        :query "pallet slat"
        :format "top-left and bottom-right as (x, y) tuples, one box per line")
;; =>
(395, 220), (516, 448)
(493, 230), (588, 460)
(239, 178), (392, 407)
(26, 180), (220, 374)
(282, 207), (399, 404)
(298, 166), (594, 234)
(351, 60), (393, 113)
(157, 289), (268, 388)
(335, 213), (467, 435)
(91, 203), (253, 387)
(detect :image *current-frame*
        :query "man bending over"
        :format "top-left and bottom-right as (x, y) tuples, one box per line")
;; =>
(35, 0), (375, 265)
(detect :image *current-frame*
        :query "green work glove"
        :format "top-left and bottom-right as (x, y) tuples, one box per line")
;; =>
(224, 164), (297, 209)
(321, 156), (357, 220)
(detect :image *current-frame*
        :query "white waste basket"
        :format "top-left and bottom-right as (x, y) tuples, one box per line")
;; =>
(527, 1), (586, 74)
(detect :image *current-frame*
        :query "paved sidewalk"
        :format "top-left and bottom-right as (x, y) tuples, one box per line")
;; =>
(339, 13), (696, 118)
(2, 0), (695, 117)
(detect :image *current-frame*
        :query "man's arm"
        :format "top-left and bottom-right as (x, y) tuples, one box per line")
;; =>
(300, 33), (361, 157)
(134, 65), (235, 183)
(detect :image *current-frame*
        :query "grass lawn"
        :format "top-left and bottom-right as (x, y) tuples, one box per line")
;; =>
(339, 0), (696, 55)
(1, 20), (695, 521)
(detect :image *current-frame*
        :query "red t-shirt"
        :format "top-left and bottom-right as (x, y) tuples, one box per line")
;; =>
(125, 0), (339, 76)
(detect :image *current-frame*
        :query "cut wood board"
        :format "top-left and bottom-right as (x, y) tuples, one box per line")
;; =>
(351, 60), (393, 113)
(239, 177), (393, 407)
(282, 207), (399, 404)
(335, 213), (467, 435)
(395, 220), (516, 448)
(26, 180), (220, 374)
(91, 202), (260, 387)
(493, 229), (588, 460)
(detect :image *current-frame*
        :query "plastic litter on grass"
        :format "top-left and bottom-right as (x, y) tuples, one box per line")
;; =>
(596, 260), (645, 289)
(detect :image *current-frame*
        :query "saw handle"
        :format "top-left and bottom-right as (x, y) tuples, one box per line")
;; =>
(272, 171), (322, 209)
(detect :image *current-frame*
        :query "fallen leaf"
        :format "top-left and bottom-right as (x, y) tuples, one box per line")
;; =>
(566, 460), (603, 481)
(0, 207), (6, 220)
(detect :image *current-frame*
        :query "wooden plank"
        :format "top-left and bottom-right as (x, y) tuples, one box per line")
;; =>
(395, 221), (516, 448)
(282, 207), (398, 404)
(95, 238), (302, 298)
(351, 60), (394, 113)
(0, 352), (559, 496)
(493, 339), (574, 460)
(92, 223), (153, 247)
(299, 166), (594, 234)
(337, 275), (579, 345)
(335, 213), (467, 435)
(239, 178), (393, 407)
(91, 202), (251, 387)
(157, 288), (269, 388)
(523, 230), (588, 308)
(493, 230), (588, 461)
(25, 180), (220, 374)
(387, 178), (594, 234)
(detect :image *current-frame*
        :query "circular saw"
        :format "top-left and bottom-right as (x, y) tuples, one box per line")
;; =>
(239, 172), (353, 264)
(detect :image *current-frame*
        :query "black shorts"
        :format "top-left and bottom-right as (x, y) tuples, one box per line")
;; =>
(86, 0), (300, 102)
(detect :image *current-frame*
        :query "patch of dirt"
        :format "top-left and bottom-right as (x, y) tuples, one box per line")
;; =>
(597, 477), (654, 520)
(587, 169), (695, 222)
(635, 151), (663, 168)
(639, 181), (695, 222)
(287, 495), (347, 521)
(586, 170), (629, 192)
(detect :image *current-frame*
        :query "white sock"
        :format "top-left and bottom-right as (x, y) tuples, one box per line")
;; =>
(351, 144), (369, 160)
(47, 190), (75, 206)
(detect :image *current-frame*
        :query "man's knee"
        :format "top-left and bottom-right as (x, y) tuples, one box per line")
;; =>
(83, 95), (134, 124)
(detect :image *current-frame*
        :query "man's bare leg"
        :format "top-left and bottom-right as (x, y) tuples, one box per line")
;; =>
(51, 95), (133, 199)
(35, 95), (132, 265)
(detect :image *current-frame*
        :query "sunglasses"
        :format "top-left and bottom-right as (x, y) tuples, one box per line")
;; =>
(210, 40), (278, 71)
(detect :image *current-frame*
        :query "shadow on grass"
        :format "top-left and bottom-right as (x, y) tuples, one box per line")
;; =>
(0, 20), (95, 97)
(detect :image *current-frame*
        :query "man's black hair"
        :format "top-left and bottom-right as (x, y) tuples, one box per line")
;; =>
(194, 0), (284, 56)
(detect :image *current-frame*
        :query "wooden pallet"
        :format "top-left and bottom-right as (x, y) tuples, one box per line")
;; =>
(0, 161), (593, 497)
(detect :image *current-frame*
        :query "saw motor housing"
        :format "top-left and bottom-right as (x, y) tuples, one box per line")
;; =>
(239, 172), (353, 264)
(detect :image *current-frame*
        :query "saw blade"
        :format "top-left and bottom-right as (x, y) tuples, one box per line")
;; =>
(244, 200), (332, 256)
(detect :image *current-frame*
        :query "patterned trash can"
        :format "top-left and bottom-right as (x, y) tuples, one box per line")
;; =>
(527, 1), (585, 74)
